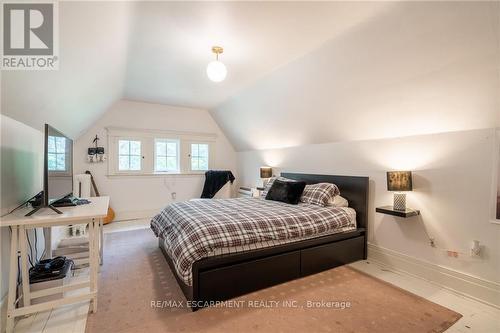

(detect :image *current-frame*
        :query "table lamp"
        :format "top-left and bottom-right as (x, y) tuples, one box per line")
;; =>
(387, 171), (412, 211)
(260, 167), (273, 187)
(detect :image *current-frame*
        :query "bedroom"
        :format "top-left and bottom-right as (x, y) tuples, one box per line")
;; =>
(0, 1), (499, 333)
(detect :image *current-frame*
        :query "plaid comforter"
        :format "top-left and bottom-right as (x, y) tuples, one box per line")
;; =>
(151, 197), (352, 286)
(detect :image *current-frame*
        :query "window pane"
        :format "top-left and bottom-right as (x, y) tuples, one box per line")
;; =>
(167, 142), (177, 156)
(119, 156), (129, 170)
(156, 156), (167, 171)
(130, 141), (141, 155)
(129, 156), (141, 170)
(191, 144), (198, 157)
(48, 137), (56, 153)
(119, 140), (129, 155)
(166, 157), (177, 171)
(56, 154), (66, 171)
(156, 141), (166, 156)
(55, 137), (66, 153)
(198, 144), (208, 157)
(48, 153), (56, 170)
(191, 158), (198, 171)
(198, 157), (208, 170)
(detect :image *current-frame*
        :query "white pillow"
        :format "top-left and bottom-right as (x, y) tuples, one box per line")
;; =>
(328, 195), (348, 207)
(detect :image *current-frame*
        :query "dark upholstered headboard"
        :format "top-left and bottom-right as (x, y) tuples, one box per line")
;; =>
(281, 173), (369, 230)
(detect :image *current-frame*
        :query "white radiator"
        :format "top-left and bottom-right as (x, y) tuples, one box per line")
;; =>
(237, 187), (253, 198)
(73, 174), (91, 198)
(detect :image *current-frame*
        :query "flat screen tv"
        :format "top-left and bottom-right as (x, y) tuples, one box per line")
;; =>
(44, 124), (73, 205)
(26, 124), (73, 216)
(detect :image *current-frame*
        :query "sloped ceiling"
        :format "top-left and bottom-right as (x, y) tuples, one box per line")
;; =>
(1, 1), (390, 138)
(1, 1), (498, 147)
(211, 1), (500, 151)
(123, 1), (391, 108)
(1, 1), (132, 138)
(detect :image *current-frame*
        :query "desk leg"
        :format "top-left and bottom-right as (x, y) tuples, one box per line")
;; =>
(99, 218), (103, 265)
(89, 218), (98, 313)
(6, 226), (19, 333)
(19, 225), (31, 307)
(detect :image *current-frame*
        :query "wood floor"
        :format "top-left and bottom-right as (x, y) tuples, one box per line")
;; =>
(14, 219), (500, 333)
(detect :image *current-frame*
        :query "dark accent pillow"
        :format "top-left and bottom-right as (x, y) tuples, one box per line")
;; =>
(265, 179), (306, 205)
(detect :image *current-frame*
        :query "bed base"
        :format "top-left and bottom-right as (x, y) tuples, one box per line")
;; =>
(159, 228), (365, 310)
(158, 173), (369, 310)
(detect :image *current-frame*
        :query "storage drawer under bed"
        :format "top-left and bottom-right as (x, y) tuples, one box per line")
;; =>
(300, 235), (365, 276)
(198, 250), (300, 302)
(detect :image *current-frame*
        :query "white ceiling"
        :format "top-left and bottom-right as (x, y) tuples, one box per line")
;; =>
(1, 1), (498, 148)
(123, 1), (392, 108)
(211, 1), (500, 151)
(1, 1), (391, 138)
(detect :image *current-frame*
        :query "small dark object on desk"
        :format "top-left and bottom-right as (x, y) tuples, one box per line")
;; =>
(52, 195), (91, 207)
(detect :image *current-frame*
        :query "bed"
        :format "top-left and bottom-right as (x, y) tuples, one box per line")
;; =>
(152, 173), (368, 309)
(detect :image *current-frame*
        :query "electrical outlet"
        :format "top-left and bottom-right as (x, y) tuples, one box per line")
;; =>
(470, 240), (481, 257)
(171, 192), (177, 200)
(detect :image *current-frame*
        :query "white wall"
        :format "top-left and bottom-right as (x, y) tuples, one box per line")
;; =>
(73, 100), (238, 219)
(237, 129), (500, 285)
(211, 1), (500, 151)
(0, 115), (45, 326)
(209, 0), (499, 306)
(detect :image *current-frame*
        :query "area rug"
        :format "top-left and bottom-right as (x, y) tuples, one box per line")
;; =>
(85, 228), (462, 333)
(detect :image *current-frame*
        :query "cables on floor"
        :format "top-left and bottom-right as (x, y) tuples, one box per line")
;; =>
(26, 230), (34, 268)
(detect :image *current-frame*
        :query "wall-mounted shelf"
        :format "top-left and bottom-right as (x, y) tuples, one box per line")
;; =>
(376, 205), (420, 218)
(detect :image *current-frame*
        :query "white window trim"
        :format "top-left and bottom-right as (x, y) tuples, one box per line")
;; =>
(154, 138), (180, 174)
(187, 141), (212, 173)
(111, 137), (145, 174)
(106, 127), (216, 176)
(117, 139), (143, 172)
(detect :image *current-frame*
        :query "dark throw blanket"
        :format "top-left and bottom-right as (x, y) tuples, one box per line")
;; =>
(200, 170), (235, 198)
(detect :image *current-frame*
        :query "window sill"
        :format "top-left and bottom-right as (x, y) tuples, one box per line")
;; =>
(106, 172), (205, 178)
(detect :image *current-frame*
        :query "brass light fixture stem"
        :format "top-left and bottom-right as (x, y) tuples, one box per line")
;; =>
(212, 46), (223, 61)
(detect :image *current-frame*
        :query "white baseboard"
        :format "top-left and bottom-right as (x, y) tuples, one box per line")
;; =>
(114, 209), (158, 222)
(368, 243), (500, 309)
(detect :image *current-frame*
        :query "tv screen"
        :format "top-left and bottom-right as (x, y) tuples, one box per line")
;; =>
(44, 124), (73, 205)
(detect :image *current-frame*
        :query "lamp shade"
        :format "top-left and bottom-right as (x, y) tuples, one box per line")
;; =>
(387, 171), (412, 191)
(260, 167), (272, 178)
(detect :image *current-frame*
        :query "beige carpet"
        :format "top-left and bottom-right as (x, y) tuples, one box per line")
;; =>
(85, 228), (462, 333)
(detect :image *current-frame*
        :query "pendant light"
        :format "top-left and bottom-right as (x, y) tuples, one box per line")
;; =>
(206, 46), (227, 82)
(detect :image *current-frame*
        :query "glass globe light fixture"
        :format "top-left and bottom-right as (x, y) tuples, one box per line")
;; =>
(207, 46), (227, 82)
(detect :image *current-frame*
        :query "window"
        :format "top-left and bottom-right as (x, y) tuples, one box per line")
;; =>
(190, 143), (209, 171)
(155, 139), (179, 172)
(118, 140), (142, 171)
(47, 135), (67, 171)
(107, 127), (216, 176)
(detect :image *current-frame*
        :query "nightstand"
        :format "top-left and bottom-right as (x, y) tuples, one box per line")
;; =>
(376, 205), (420, 218)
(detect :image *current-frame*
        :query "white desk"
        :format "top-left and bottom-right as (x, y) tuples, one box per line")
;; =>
(0, 196), (109, 333)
